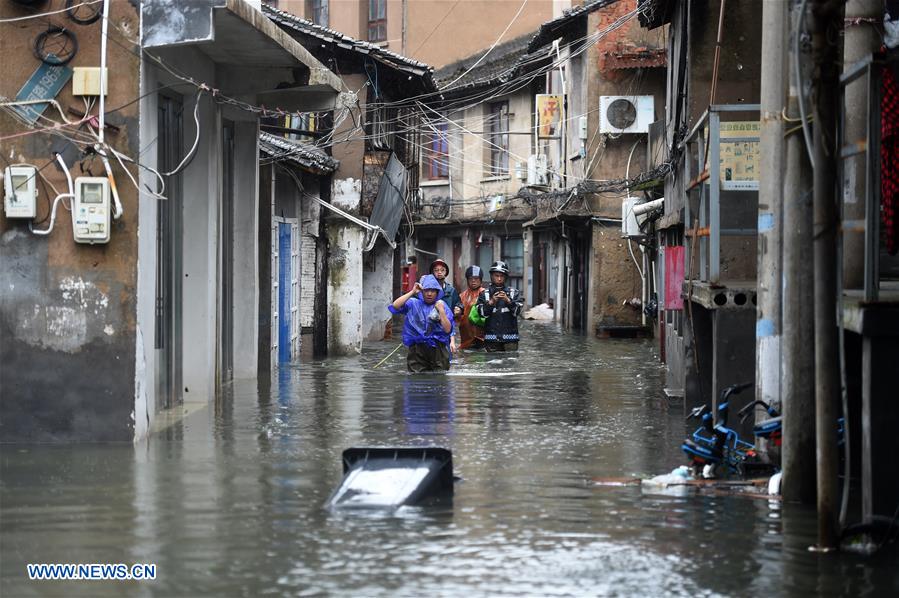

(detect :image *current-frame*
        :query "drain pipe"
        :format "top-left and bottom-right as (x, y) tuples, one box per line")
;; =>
(810, 0), (843, 552)
(781, 0), (816, 505)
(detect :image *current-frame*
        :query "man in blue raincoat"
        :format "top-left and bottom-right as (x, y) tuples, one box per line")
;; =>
(389, 274), (455, 372)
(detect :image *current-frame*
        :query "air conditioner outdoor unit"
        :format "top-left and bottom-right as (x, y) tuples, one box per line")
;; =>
(527, 154), (548, 186)
(600, 95), (654, 134)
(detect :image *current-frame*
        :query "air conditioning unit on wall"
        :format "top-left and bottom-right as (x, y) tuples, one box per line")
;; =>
(599, 95), (654, 134)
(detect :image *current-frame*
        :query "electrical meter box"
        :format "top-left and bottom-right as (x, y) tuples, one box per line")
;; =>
(73, 177), (110, 244)
(3, 165), (38, 218)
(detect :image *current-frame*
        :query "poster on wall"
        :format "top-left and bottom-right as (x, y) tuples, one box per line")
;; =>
(712, 121), (760, 190)
(536, 94), (564, 139)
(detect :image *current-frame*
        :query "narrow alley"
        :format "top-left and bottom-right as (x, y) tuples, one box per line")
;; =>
(3, 0), (899, 594)
(1, 323), (895, 596)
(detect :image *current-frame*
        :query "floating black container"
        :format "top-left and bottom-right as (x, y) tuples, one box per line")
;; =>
(326, 447), (454, 509)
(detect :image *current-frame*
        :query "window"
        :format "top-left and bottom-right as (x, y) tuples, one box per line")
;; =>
(424, 122), (449, 180)
(501, 236), (524, 291)
(486, 101), (510, 177)
(307, 0), (328, 27)
(368, 0), (387, 42)
(475, 241), (494, 276)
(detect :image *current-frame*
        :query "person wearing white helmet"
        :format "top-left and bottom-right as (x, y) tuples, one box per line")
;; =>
(475, 261), (523, 352)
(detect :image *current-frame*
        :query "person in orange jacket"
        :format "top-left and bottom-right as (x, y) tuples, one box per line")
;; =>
(458, 265), (487, 350)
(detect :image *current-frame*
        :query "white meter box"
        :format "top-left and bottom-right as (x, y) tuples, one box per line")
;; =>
(73, 177), (110, 244)
(600, 96), (654, 134)
(3, 165), (38, 218)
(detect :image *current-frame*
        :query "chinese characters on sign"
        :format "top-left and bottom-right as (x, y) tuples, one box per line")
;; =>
(536, 94), (564, 139)
(12, 58), (73, 125)
(716, 121), (760, 190)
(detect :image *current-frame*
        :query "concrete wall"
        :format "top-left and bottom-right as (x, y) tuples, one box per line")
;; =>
(583, 3), (668, 333)
(331, 74), (366, 182)
(231, 120), (261, 378)
(405, 0), (553, 67)
(420, 89), (535, 225)
(273, 0), (554, 67)
(0, 3), (139, 442)
(362, 241), (395, 341)
(327, 178), (364, 354)
(0, 2), (141, 442)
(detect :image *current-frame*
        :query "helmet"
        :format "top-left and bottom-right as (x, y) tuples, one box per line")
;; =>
(429, 258), (449, 274)
(464, 265), (483, 279)
(489, 261), (510, 275)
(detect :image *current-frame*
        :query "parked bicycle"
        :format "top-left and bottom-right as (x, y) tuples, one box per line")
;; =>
(681, 382), (844, 479)
(681, 382), (778, 478)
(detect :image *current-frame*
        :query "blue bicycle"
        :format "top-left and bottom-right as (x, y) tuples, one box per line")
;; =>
(681, 382), (773, 478)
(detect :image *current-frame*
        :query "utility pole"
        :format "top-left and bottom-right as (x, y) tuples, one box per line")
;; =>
(756, 0), (785, 424)
(782, 0), (816, 504)
(842, 0), (881, 287)
(810, 0), (843, 551)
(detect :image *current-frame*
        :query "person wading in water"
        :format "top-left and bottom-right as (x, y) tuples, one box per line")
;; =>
(459, 265), (487, 350)
(476, 261), (523, 352)
(388, 274), (454, 372)
(429, 258), (462, 353)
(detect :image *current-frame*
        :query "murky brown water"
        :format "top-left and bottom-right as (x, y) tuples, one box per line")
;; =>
(2, 322), (897, 596)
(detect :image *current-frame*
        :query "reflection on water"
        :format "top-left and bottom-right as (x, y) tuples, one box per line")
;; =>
(2, 322), (897, 597)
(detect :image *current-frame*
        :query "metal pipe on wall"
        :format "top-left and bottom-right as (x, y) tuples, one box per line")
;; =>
(811, 0), (843, 551)
(781, 1), (816, 503)
(756, 0), (786, 417)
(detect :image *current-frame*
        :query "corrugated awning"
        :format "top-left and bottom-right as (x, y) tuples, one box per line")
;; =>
(259, 132), (338, 174)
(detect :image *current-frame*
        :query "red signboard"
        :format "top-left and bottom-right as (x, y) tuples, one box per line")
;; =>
(664, 245), (685, 310)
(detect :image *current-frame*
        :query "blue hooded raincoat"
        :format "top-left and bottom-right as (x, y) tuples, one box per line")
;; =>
(388, 274), (455, 348)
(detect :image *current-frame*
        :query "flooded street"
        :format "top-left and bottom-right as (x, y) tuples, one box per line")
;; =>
(2, 322), (897, 596)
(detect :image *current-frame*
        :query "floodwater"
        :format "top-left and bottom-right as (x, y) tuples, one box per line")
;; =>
(1, 322), (896, 597)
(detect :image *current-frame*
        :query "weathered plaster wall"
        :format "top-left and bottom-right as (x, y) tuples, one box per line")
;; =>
(362, 241), (394, 341)
(136, 58), (160, 441)
(274, 0), (552, 67)
(327, 178), (364, 355)
(0, 1), (141, 441)
(583, 3), (668, 331)
(460, 93), (534, 221)
(232, 120), (261, 378)
(331, 74), (366, 182)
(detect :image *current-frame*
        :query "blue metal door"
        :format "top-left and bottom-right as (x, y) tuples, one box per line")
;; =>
(278, 222), (291, 363)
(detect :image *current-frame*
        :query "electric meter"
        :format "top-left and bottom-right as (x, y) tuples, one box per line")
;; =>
(3, 165), (38, 218)
(73, 177), (110, 244)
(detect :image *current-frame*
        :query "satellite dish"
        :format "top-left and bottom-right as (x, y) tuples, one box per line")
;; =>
(607, 98), (637, 130)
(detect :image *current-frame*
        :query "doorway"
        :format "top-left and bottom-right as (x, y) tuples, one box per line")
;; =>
(272, 216), (300, 364)
(219, 120), (235, 385)
(155, 93), (184, 410)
